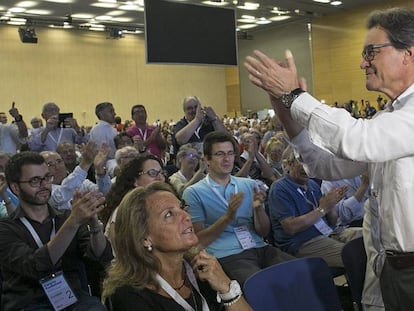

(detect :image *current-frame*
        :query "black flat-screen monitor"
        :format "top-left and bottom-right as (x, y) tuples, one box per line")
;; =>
(144, 0), (238, 66)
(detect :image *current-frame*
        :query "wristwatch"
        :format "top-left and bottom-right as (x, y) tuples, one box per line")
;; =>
(316, 207), (326, 216)
(217, 280), (242, 303)
(280, 88), (305, 109)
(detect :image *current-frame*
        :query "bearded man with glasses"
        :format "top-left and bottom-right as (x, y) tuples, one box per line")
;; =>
(0, 151), (113, 310)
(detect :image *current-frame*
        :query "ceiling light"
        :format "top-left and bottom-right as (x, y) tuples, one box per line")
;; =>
(26, 9), (51, 15)
(330, 1), (342, 5)
(269, 16), (291, 22)
(71, 13), (94, 19)
(271, 7), (290, 15)
(238, 18), (256, 23)
(241, 15), (255, 19)
(238, 24), (258, 29)
(237, 2), (259, 10)
(118, 4), (140, 10)
(106, 10), (125, 16)
(9, 7), (26, 13)
(95, 15), (112, 21)
(313, 0), (330, 3)
(202, 1), (229, 6)
(256, 17), (271, 25)
(43, 0), (74, 3)
(112, 17), (134, 22)
(91, 2), (118, 8)
(16, 1), (37, 8)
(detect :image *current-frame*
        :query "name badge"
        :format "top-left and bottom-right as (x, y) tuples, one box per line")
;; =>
(313, 218), (333, 236)
(39, 271), (78, 311)
(234, 225), (256, 249)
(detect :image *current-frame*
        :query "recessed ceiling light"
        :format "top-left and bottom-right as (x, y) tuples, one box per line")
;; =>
(106, 10), (124, 16)
(43, 0), (74, 3)
(26, 9), (51, 15)
(118, 4), (140, 10)
(91, 2), (118, 8)
(72, 13), (94, 19)
(238, 18), (256, 23)
(271, 7), (290, 14)
(313, 0), (330, 3)
(238, 23), (258, 29)
(112, 17), (134, 22)
(202, 1), (229, 6)
(330, 1), (342, 5)
(16, 1), (37, 8)
(256, 18), (271, 25)
(237, 2), (260, 10)
(95, 15), (112, 21)
(269, 15), (291, 22)
(9, 7), (26, 13)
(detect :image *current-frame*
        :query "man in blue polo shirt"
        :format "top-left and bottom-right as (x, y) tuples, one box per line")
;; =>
(183, 131), (293, 285)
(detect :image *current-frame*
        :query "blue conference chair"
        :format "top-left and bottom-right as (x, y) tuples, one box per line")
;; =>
(341, 237), (366, 311)
(243, 257), (342, 311)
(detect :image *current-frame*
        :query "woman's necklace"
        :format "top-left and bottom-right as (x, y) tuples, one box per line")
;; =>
(172, 278), (186, 291)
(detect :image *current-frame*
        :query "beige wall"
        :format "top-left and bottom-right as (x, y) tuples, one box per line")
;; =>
(311, 0), (414, 105)
(0, 25), (229, 127)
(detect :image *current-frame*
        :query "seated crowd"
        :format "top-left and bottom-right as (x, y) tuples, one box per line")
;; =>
(0, 97), (375, 310)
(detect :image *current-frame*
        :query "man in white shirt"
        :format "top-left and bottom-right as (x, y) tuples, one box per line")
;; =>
(244, 7), (413, 310)
(89, 102), (117, 159)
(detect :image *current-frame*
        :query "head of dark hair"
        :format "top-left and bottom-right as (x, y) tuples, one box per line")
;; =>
(114, 132), (133, 149)
(95, 102), (113, 119)
(203, 131), (236, 159)
(131, 104), (146, 118)
(5, 151), (45, 186)
(367, 8), (414, 50)
(101, 154), (163, 225)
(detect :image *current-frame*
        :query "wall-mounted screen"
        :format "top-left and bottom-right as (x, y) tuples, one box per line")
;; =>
(144, 0), (238, 66)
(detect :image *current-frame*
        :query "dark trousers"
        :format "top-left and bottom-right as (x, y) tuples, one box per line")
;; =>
(380, 258), (414, 311)
(218, 245), (295, 286)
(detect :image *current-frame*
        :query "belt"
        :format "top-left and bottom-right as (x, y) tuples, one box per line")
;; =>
(386, 250), (414, 270)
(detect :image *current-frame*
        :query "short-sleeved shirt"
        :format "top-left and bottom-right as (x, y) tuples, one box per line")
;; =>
(183, 175), (265, 258)
(268, 174), (324, 254)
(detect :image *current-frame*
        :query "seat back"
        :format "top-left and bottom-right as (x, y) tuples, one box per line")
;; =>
(341, 237), (366, 311)
(243, 257), (342, 311)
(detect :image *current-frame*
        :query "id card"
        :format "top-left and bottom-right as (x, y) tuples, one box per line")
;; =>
(234, 225), (256, 249)
(39, 271), (77, 311)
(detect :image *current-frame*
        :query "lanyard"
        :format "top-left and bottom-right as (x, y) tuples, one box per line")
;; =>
(297, 188), (317, 209)
(138, 127), (148, 141)
(20, 217), (56, 248)
(47, 128), (63, 145)
(205, 175), (238, 207)
(155, 261), (210, 311)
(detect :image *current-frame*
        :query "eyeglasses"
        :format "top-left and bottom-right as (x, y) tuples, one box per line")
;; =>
(138, 169), (166, 177)
(212, 151), (235, 158)
(46, 159), (64, 167)
(18, 174), (54, 187)
(362, 43), (393, 62)
(185, 153), (200, 160)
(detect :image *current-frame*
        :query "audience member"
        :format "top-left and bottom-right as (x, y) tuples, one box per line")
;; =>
(0, 151), (112, 310)
(268, 146), (347, 267)
(111, 146), (140, 182)
(89, 102), (118, 159)
(102, 182), (252, 311)
(238, 130), (276, 185)
(183, 131), (294, 285)
(28, 116), (43, 137)
(0, 103), (28, 154)
(173, 96), (227, 152)
(41, 142), (111, 210)
(321, 175), (369, 241)
(127, 104), (166, 159)
(264, 137), (285, 179)
(28, 102), (87, 152)
(102, 154), (166, 245)
(0, 152), (19, 210)
(244, 7), (414, 309)
(169, 143), (207, 196)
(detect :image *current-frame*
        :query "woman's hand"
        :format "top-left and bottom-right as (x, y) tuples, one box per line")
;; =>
(191, 249), (231, 294)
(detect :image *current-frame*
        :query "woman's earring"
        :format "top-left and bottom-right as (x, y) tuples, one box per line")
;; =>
(147, 245), (153, 252)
